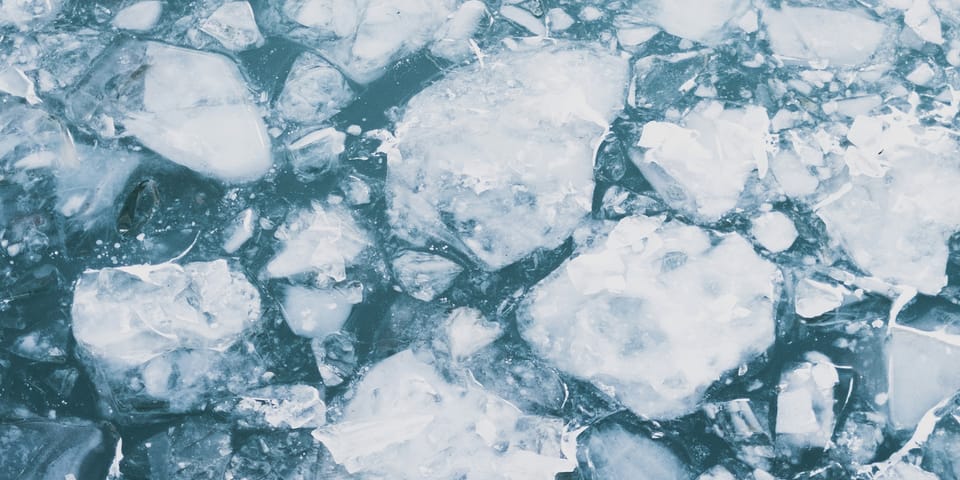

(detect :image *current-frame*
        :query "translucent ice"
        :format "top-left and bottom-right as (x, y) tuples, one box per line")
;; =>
(276, 53), (354, 125)
(750, 211), (797, 253)
(200, 1), (265, 52)
(444, 307), (502, 361)
(388, 43), (628, 269)
(887, 319), (960, 429)
(282, 284), (359, 338)
(762, 5), (886, 67)
(794, 278), (850, 319)
(232, 384), (326, 429)
(391, 250), (463, 301)
(0, 418), (117, 480)
(646, 0), (748, 45)
(775, 352), (838, 452)
(520, 215), (779, 419)
(313, 350), (577, 479)
(579, 424), (690, 479)
(71, 260), (261, 366)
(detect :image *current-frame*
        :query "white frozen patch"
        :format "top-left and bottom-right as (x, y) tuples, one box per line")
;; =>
(650, 0), (748, 44)
(388, 43), (628, 269)
(55, 145), (140, 229)
(751, 211), (797, 253)
(795, 278), (849, 319)
(391, 251), (463, 301)
(635, 101), (770, 221)
(762, 5), (886, 67)
(112, 1), (163, 31)
(582, 424), (690, 479)
(445, 307), (503, 360)
(313, 350), (576, 478)
(200, 1), (265, 51)
(222, 208), (257, 254)
(71, 260), (261, 367)
(775, 352), (838, 450)
(277, 53), (354, 124)
(500, 5), (545, 36)
(123, 42), (271, 182)
(546, 8), (575, 32)
(430, 1), (486, 61)
(521, 215), (779, 419)
(282, 285), (359, 339)
(887, 321), (960, 429)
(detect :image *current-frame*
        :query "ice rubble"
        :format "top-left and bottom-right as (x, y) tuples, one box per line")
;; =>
(313, 350), (577, 479)
(282, 284), (360, 338)
(520, 215), (780, 419)
(635, 101), (771, 222)
(388, 42), (629, 269)
(68, 40), (272, 182)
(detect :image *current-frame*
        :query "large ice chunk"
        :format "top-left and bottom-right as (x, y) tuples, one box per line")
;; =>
(817, 113), (960, 294)
(67, 41), (272, 182)
(762, 6), (886, 67)
(72, 260), (261, 367)
(313, 350), (577, 479)
(634, 101), (771, 222)
(520, 215), (779, 419)
(388, 43), (628, 269)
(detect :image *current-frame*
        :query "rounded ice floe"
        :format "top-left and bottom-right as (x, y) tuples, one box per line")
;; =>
(71, 259), (261, 367)
(519, 215), (780, 419)
(750, 211), (797, 253)
(388, 42), (629, 270)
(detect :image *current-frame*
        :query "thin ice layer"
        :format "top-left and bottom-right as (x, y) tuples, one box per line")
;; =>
(313, 350), (576, 479)
(520, 215), (779, 419)
(388, 42), (628, 269)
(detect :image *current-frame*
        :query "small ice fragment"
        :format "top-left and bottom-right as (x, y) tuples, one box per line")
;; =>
(617, 27), (660, 47)
(750, 211), (797, 253)
(0, 66), (41, 104)
(795, 278), (849, 318)
(312, 333), (358, 387)
(391, 250), (463, 301)
(775, 353), (838, 451)
(112, 1), (163, 31)
(223, 208), (257, 254)
(500, 5), (545, 36)
(277, 53), (354, 124)
(0, 418), (117, 479)
(282, 285), (358, 339)
(762, 6), (886, 66)
(445, 307), (503, 360)
(906, 63), (936, 86)
(200, 1), (265, 51)
(546, 8), (575, 32)
(737, 10), (758, 33)
(286, 127), (346, 179)
(234, 384), (326, 429)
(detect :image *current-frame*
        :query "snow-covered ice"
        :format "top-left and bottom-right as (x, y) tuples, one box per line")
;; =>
(520, 215), (780, 419)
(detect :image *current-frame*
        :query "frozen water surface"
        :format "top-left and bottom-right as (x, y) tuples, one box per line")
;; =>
(4, 0), (960, 478)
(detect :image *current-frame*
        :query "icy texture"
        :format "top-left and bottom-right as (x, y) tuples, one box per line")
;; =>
(313, 350), (576, 479)
(388, 43), (628, 269)
(794, 278), (850, 319)
(0, 418), (117, 479)
(200, 1), (264, 51)
(112, 1), (163, 31)
(817, 113), (960, 295)
(282, 284), (360, 338)
(444, 307), (502, 361)
(579, 424), (690, 479)
(775, 353), (838, 452)
(391, 250), (463, 301)
(887, 319), (960, 429)
(276, 52), (354, 124)
(635, 101), (770, 222)
(648, 0), (748, 44)
(762, 6), (887, 66)
(520, 215), (779, 419)
(72, 260), (261, 366)
(233, 384), (326, 429)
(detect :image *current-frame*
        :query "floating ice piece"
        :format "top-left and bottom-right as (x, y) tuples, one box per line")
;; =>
(579, 424), (690, 479)
(389, 43), (628, 269)
(751, 211), (797, 253)
(0, 103), (76, 171)
(818, 113), (960, 295)
(312, 333), (358, 386)
(277, 53), (354, 124)
(391, 250), (463, 301)
(286, 127), (347, 178)
(200, 2), (264, 51)
(547, 8), (575, 32)
(795, 278), (850, 319)
(647, 0), (748, 44)
(903, 0), (944, 45)
(833, 411), (885, 465)
(0, 418), (118, 480)
(635, 101), (770, 222)
(282, 284), (360, 338)
(887, 319), (960, 429)
(699, 466), (737, 480)
(267, 0), (457, 83)
(520, 215), (779, 419)
(875, 463), (940, 480)
(445, 307), (502, 360)
(313, 350), (577, 479)
(71, 260), (261, 367)
(775, 353), (838, 451)
(234, 384), (326, 429)
(266, 202), (371, 283)
(762, 6), (886, 67)
(69, 41), (271, 182)
(112, 1), (163, 31)
(222, 208), (257, 254)
(703, 399), (774, 469)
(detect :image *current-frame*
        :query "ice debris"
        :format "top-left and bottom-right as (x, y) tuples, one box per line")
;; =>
(232, 384), (326, 429)
(313, 350), (577, 479)
(0, 418), (118, 480)
(388, 42), (628, 269)
(444, 307), (502, 361)
(794, 278), (851, 319)
(887, 314), (960, 429)
(520, 215), (780, 419)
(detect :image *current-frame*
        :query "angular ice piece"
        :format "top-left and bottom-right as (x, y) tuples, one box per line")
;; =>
(699, 466), (736, 480)
(795, 278), (850, 319)
(313, 350), (577, 479)
(72, 259), (261, 366)
(0, 418), (117, 480)
(579, 424), (690, 479)
(430, 1), (486, 61)
(286, 127), (346, 179)
(750, 211), (797, 253)
(69, 41), (271, 182)
(887, 320), (960, 429)
(647, 0), (748, 44)
(282, 284), (359, 338)
(312, 332), (358, 386)
(445, 307), (503, 360)
(200, 2), (265, 51)
(817, 113), (960, 294)
(233, 384), (326, 429)
(55, 145), (140, 229)
(875, 463), (940, 480)
(0, 66), (40, 104)
(112, 1), (163, 31)
(520, 215), (779, 419)
(222, 208), (257, 254)
(635, 101), (770, 222)
(0, 0), (64, 27)
(0, 103), (76, 171)
(389, 43), (628, 269)
(921, 412), (960, 478)
(276, 53), (354, 124)
(391, 250), (463, 301)
(266, 202), (372, 283)
(775, 353), (838, 451)
(762, 6), (886, 67)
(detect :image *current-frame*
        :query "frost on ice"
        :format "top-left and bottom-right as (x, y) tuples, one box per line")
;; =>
(313, 350), (576, 479)
(67, 40), (272, 182)
(388, 43), (629, 270)
(520, 215), (779, 419)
